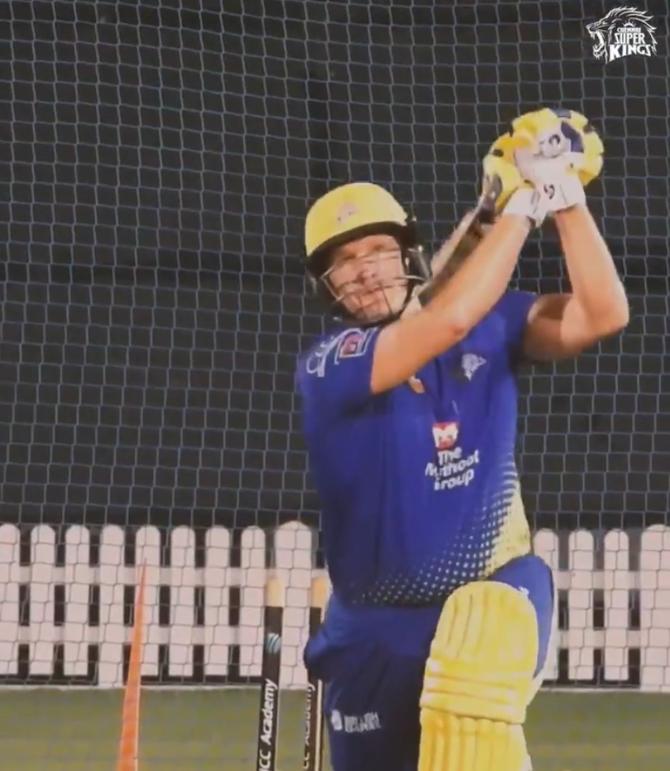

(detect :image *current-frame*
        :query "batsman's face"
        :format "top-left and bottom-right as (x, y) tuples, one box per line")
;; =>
(324, 234), (407, 323)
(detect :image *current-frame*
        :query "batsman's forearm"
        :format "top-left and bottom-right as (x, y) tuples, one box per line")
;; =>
(554, 206), (629, 330)
(426, 214), (530, 331)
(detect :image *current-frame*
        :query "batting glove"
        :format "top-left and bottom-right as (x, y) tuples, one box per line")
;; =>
(481, 131), (560, 227)
(481, 132), (526, 214)
(510, 107), (604, 214)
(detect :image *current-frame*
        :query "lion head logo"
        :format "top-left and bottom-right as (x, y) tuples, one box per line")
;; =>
(586, 6), (657, 63)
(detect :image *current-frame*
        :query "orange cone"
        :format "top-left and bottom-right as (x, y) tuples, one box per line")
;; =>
(117, 562), (147, 771)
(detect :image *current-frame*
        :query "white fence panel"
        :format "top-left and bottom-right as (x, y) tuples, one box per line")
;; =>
(169, 526), (196, 678)
(0, 523), (668, 691)
(0, 525), (20, 676)
(204, 526), (231, 677)
(135, 526), (161, 679)
(238, 526), (266, 678)
(64, 525), (91, 676)
(30, 525), (56, 676)
(275, 522), (315, 688)
(603, 529), (630, 682)
(640, 525), (670, 691)
(98, 525), (125, 687)
(568, 530), (595, 681)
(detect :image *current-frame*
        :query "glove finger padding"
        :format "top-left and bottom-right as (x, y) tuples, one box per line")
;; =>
(510, 107), (604, 187)
(481, 133), (528, 214)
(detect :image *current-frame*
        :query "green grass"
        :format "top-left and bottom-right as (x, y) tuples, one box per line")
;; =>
(0, 689), (667, 769)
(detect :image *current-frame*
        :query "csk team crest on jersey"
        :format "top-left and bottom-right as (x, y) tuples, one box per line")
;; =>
(461, 353), (486, 381)
(337, 328), (375, 359)
(432, 421), (459, 450)
(305, 328), (375, 378)
(586, 6), (657, 63)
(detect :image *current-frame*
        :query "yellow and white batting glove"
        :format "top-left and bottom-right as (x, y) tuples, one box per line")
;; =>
(510, 107), (604, 214)
(481, 132), (550, 228)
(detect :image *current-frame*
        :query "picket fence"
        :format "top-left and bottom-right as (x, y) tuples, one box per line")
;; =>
(0, 522), (669, 691)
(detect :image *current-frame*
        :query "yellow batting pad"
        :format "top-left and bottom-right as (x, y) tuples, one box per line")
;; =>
(421, 582), (539, 722)
(418, 581), (539, 771)
(420, 713), (530, 771)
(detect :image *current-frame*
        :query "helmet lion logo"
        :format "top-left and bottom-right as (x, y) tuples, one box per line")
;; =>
(586, 6), (657, 63)
(336, 202), (358, 224)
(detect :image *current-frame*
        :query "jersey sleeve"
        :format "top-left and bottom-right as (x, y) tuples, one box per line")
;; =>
(495, 290), (537, 361)
(296, 326), (381, 417)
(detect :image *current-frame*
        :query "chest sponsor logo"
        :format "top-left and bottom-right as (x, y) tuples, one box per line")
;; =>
(432, 421), (459, 450)
(427, 420), (480, 491)
(425, 446), (480, 491)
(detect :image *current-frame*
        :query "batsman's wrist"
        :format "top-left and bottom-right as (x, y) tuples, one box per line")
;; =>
(499, 211), (534, 231)
(552, 202), (589, 224)
(503, 188), (544, 227)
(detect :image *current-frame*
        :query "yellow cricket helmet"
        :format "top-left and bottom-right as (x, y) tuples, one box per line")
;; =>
(305, 182), (417, 269)
(303, 182), (428, 323)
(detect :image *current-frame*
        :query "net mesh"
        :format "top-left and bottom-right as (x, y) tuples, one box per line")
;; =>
(0, 0), (668, 767)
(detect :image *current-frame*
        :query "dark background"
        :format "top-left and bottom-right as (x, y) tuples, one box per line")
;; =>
(0, 0), (668, 559)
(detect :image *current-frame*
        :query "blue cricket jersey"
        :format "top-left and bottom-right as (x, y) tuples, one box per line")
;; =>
(297, 290), (537, 606)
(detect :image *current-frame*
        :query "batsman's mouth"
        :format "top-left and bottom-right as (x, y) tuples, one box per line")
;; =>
(348, 284), (407, 319)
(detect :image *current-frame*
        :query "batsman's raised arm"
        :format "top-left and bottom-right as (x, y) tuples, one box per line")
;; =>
(523, 205), (629, 360)
(506, 108), (629, 361)
(301, 143), (548, 401)
(370, 211), (530, 393)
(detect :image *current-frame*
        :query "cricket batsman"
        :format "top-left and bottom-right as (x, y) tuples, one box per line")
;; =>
(296, 108), (629, 770)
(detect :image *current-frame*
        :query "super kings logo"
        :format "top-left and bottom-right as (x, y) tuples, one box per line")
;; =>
(586, 6), (657, 63)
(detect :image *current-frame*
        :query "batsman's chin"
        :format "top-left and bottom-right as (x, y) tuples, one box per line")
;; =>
(354, 292), (405, 324)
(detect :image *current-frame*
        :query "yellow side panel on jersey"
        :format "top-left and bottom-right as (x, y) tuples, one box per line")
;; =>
(484, 483), (532, 579)
(418, 581), (538, 771)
